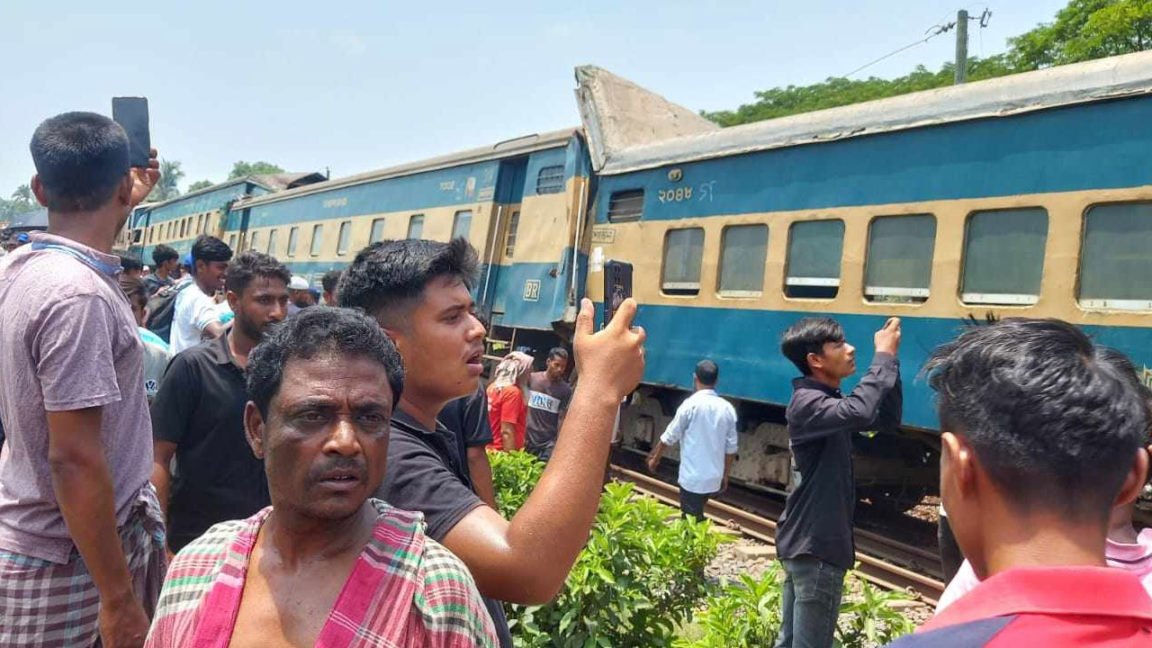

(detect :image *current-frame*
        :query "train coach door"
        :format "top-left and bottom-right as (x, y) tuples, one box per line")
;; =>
(479, 157), (528, 321)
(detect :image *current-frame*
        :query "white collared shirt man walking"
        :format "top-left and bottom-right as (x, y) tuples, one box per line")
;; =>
(647, 360), (738, 520)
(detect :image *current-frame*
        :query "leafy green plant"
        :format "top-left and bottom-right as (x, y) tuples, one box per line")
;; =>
(835, 573), (917, 647)
(676, 565), (783, 648)
(488, 450), (546, 519)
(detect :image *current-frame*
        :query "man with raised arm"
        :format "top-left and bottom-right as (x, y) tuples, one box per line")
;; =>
(339, 239), (646, 647)
(0, 112), (162, 648)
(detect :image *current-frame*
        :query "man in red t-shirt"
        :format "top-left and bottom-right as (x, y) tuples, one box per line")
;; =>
(486, 352), (532, 452)
(888, 321), (1152, 647)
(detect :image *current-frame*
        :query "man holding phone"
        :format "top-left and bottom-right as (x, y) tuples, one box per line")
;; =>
(0, 111), (162, 648)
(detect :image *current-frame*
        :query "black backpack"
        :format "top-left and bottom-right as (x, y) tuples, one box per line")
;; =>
(144, 282), (190, 343)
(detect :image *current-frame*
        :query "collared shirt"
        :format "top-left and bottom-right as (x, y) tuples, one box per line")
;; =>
(170, 278), (218, 354)
(150, 332), (269, 551)
(0, 232), (152, 563)
(377, 408), (512, 647)
(888, 566), (1152, 647)
(144, 499), (498, 647)
(775, 353), (901, 570)
(659, 389), (738, 494)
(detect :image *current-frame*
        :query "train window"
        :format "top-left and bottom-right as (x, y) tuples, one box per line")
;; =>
(452, 210), (472, 241)
(337, 221), (351, 256)
(310, 224), (324, 256)
(718, 224), (768, 297)
(785, 219), (845, 299)
(864, 214), (937, 304)
(228, 234), (237, 250)
(267, 229), (278, 255)
(287, 227), (299, 257)
(250, 231), (261, 251)
(662, 228), (705, 296)
(1079, 202), (1152, 310)
(505, 211), (520, 258)
(962, 208), (1048, 306)
(407, 214), (424, 239)
(536, 165), (565, 195)
(607, 189), (644, 222)
(370, 218), (386, 244)
(132, 229), (143, 244)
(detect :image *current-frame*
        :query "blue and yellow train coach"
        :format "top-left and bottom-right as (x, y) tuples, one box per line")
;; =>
(576, 53), (1152, 502)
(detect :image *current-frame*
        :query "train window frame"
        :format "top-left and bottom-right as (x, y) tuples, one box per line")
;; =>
(249, 230), (260, 252)
(661, 227), (705, 296)
(863, 213), (937, 305)
(784, 218), (845, 300)
(287, 226), (299, 257)
(369, 218), (386, 244)
(407, 214), (424, 240)
(607, 189), (644, 222)
(717, 224), (768, 298)
(336, 221), (351, 256)
(267, 228), (278, 255)
(310, 224), (324, 257)
(1077, 200), (1152, 311)
(452, 210), (472, 241)
(960, 207), (1049, 307)
(535, 165), (565, 195)
(505, 211), (520, 258)
(228, 233), (237, 250)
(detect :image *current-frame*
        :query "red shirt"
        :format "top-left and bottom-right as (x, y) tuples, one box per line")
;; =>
(486, 385), (526, 451)
(890, 566), (1152, 647)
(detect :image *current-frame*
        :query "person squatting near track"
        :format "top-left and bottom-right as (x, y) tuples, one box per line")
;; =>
(146, 308), (497, 647)
(775, 316), (904, 648)
(0, 112), (163, 647)
(338, 237), (646, 648)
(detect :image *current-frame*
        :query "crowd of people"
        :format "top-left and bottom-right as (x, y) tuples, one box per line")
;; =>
(0, 110), (1150, 648)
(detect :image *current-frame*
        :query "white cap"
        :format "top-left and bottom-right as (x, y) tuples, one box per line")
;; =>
(288, 275), (309, 291)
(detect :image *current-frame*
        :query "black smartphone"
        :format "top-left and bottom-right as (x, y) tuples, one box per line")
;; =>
(602, 260), (633, 329)
(112, 97), (151, 168)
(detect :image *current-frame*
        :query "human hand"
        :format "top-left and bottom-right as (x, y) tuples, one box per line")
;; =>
(129, 148), (161, 208)
(721, 476), (729, 493)
(646, 454), (659, 474)
(874, 317), (902, 355)
(574, 298), (646, 404)
(99, 593), (149, 648)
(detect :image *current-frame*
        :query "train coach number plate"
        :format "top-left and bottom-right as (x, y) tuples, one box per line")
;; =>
(523, 280), (541, 301)
(591, 227), (615, 243)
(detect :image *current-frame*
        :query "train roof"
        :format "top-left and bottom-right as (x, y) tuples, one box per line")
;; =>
(233, 128), (580, 209)
(576, 50), (1152, 176)
(134, 172), (326, 214)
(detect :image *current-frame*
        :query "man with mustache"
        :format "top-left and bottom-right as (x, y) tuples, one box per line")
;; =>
(149, 251), (290, 553)
(146, 307), (496, 646)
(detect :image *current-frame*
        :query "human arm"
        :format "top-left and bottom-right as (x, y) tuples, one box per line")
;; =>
(721, 406), (738, 491)
(440, 298), (645, 603)
(500, 423), (517, 452)
(129, 148), (160, 208)
(648, 401), (690, 472)
(466, 446), (497, 509)
(148, 355), (197, 518)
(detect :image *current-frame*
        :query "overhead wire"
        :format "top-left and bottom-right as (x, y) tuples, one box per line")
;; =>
(843, 21), (956, 78)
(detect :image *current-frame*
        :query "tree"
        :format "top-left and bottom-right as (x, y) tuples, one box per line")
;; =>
(228, 161), (284, 180)
(10, 185), (33, 208)
(148, 159), (184, 202)
(187, 179), (214, 192)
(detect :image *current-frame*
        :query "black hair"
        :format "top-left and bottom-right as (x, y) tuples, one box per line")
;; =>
(118, 255), (143, 273)
(191, 235), (233, 265)
(29, 112), (130, 212)
(923, 318), (1149, 523)
(118, 275), (147, 307)
(338, 238), (479, 327)
(322, 269), (343, 294)
(695, 359), (719, 386)
(247, 307), (404, 419)
(548, 347), (569, 363)
(152, 244), (178, 266)
(225, 250), (291, 296)
(780, 317), (845, 376)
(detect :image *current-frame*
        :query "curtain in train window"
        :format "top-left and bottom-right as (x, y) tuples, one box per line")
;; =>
(407, 214), (424, 240)
(249, 231), (260, 252)
(718, 225), (768, 296)
(864, 214), (936, 304)
(370, 218), (386, 244)
(1080, 202), (1152, 310)
(786, 219), (844, 299)
(962, 208), (1048, 305)
(267, 229), (278, 255)
(337, 221), (351, 256)
(452, 210), (472, 241)
(662, 228), (705, 295)
(310, 224), (324, 256)
(287, 227), (299, 257)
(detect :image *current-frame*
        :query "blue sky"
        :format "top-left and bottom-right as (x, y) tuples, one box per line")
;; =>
(0, 1), (1068, 194)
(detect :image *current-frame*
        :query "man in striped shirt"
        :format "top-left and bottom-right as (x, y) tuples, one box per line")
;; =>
(146, 308), (496, 647)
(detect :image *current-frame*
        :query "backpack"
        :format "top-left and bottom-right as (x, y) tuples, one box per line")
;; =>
(144, 282), (190, 343)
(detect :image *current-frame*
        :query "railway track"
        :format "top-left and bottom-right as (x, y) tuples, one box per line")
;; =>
(609, 464), (945, 607)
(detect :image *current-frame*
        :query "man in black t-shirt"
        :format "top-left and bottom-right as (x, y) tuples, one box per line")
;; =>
(149, 252), (291, 552)
(439, 385), (496, 508)
(340, 239), (646, 648)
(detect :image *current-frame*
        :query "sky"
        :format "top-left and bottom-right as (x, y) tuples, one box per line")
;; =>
(0, 0), (1069, 195)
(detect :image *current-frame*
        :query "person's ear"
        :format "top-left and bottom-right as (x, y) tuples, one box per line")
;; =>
(244, 401), (266, 459)
(806, 351), (824, 373)
(116, 173), (133, 206)
(30, 175), (49, 207)
(1114, 446), (1150, 507)
(941, 431), (977, 500)
(226, 289), (240, 313)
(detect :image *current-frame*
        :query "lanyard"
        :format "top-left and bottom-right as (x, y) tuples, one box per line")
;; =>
(30, 241), (122, 276)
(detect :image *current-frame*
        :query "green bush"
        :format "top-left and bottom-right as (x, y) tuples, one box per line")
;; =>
(489, 450), (729, 647)
(836, 574), (917, 647)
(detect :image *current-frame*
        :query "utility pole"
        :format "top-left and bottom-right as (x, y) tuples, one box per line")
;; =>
(955, 9), (969, 84)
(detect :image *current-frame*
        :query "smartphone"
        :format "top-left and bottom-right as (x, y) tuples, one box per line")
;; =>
(602, 260), (633, 329)
(112, 97), (151, 168)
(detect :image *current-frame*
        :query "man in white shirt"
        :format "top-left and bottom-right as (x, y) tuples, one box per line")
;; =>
(647, 359), (738, 520)
(170, 235), (232, 354)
